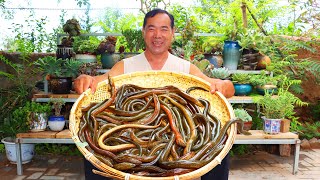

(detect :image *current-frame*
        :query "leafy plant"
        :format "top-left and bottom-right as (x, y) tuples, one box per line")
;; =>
(72, 39), (97, 54)
(62, 18), (81, 46)
(234, 108), (252, 122)
(298, 121), (320, 140)
(249, 73), (279, 87)
(122, 29), (145, 52)
(254, 88), (308, 119)
(34, 56), (82, 78)
(232, 73), (252, 84)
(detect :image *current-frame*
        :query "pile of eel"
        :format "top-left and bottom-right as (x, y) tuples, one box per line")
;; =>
(78, 78), (242, 177)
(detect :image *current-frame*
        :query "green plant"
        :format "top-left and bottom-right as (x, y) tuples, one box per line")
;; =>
(34, 56), (82, 78)
(49, 98), (65, 116)
(25, 101), (52, 124)
(96, 36), (118, 54)
(232, 73), (252, 84)
(122, 29), (145, 52)
(234, 108), (252, 122)
(208, 67), (231, 79)
(249, 73), (279, 87)
(298, 121), (320, 140)
(254, 88), (308, 119)
(238, 30), (271, 54)
(72, 39), (97, 54)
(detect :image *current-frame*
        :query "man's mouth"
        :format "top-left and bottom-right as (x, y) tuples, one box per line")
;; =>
(152, 41), (163, 47)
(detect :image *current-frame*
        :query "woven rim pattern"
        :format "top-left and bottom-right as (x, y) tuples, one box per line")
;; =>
(69, 71), (236, 180)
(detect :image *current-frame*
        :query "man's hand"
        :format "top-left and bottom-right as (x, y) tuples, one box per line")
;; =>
(74, 74), (98, 94)
(209, 79), (235, 98)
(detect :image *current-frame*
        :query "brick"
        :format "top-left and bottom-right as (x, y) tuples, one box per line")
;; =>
(26, 167), (47, 172)
(26, 172), (43, 179)
(40, 176), (64, 180)
(12, 176), (27, 180)
(45, 168), (59, 176)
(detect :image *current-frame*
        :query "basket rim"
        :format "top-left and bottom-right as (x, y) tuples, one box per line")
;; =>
(69, 71), (236, 180)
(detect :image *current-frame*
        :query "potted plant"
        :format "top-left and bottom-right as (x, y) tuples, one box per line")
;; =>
(202, 39), (223, 68)
(253, 88), (307, 134)
(207, 67), (231, 80)
(48, 98), (66, 132)
(231, 73), (253, 96)
(73, 38), (98, 64)
(25, 102), (52, 132)
(234, 108), (252, 131)
(1, 106), (35, 164)
(34, 56), (82, 94)
(57, 18), (81, 60)
(249, 72), (279, 95)
(96, 36), (122, 69)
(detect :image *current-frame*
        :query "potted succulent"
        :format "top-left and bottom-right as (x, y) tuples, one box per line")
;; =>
(48, 98), (66, 132)
(33, 56), (82, 94)
(96, 36), (122, 69)
(253, 88), (307, 134)
(207, 67), (231, 80)
(73, 38), (98, 64)
(231, 73), (253, 96)
(234, 108), (252, 131)
(57, 18), (81, 60)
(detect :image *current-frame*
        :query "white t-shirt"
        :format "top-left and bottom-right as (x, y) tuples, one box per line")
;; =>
(123, 52), (190, 74)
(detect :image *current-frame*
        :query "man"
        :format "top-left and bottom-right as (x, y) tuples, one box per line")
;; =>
(75, 8), (234, 180)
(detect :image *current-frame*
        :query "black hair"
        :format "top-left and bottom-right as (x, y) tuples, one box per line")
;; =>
(143, 8), (174, 29)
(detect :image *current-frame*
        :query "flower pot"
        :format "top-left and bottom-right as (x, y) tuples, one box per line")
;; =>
(49, 77), (73, 94)
(48, 115), (65, 131)
(243, 121), (252, 131)
(56, 45), (73, 60)
(234, 83), (253, 96)
(75, 54), (97, 64)
(1, 137), (35, 164)
(262, 116), (281, 134)
(101, 53), (121, 69)
(29, 112), (48, 132)
(256, 85), (278, 95)
(204, 54), (223, 68)
(223, 41), (241, 70)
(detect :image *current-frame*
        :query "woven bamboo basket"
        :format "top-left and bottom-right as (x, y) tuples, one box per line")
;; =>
(69, 71), (236, 180)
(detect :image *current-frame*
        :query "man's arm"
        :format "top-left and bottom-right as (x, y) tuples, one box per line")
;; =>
(74, 61), (124, 94)
(189, 63), (235, 98)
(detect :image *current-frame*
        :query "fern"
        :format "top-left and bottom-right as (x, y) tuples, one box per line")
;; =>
(307, 60), (320, 82)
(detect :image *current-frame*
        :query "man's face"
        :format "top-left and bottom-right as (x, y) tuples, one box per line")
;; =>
(142, 13), (174, 55)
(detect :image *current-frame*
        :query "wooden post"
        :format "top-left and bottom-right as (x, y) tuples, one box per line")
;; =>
(241, 1), (248, 28)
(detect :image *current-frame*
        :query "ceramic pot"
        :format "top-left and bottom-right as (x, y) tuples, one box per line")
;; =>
(56, 45), (73, 60)
(49, 77), (72, 94)
(256, 85), (278, 95)
(243, 121), (252, 131)
(48, 115), (65, 131)
(234, 83), (252, 96)
(29, 113), (48, 132)
(101, 53), (121, 69)
(204, 54), (223, 68)
(75, 54), (97, 64)
(262, 116), (281, 134)
(223, 41), (241, 70)
(1, 137), (35, 164)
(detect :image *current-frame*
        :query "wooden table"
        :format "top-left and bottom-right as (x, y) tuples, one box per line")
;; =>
(15, 130), (300, 175)
(234, 130), (300, 175)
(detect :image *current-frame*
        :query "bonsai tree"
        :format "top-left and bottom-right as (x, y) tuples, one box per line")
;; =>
(25, 102), (52, 131)
(49, 98), (65, 116)
(234, 108), (253, 131)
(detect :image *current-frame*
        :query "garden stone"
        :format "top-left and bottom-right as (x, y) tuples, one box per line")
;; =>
(300, 139), (311, 150)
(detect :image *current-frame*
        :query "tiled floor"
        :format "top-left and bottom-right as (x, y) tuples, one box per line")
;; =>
(1, 149), (320, 180)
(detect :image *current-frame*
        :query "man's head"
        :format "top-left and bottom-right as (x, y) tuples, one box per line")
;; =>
(143, 8), (174, 29)
(142, 9), (175, 56)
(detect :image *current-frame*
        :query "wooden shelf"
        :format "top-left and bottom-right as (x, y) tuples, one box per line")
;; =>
(33, 93), (255, 104)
